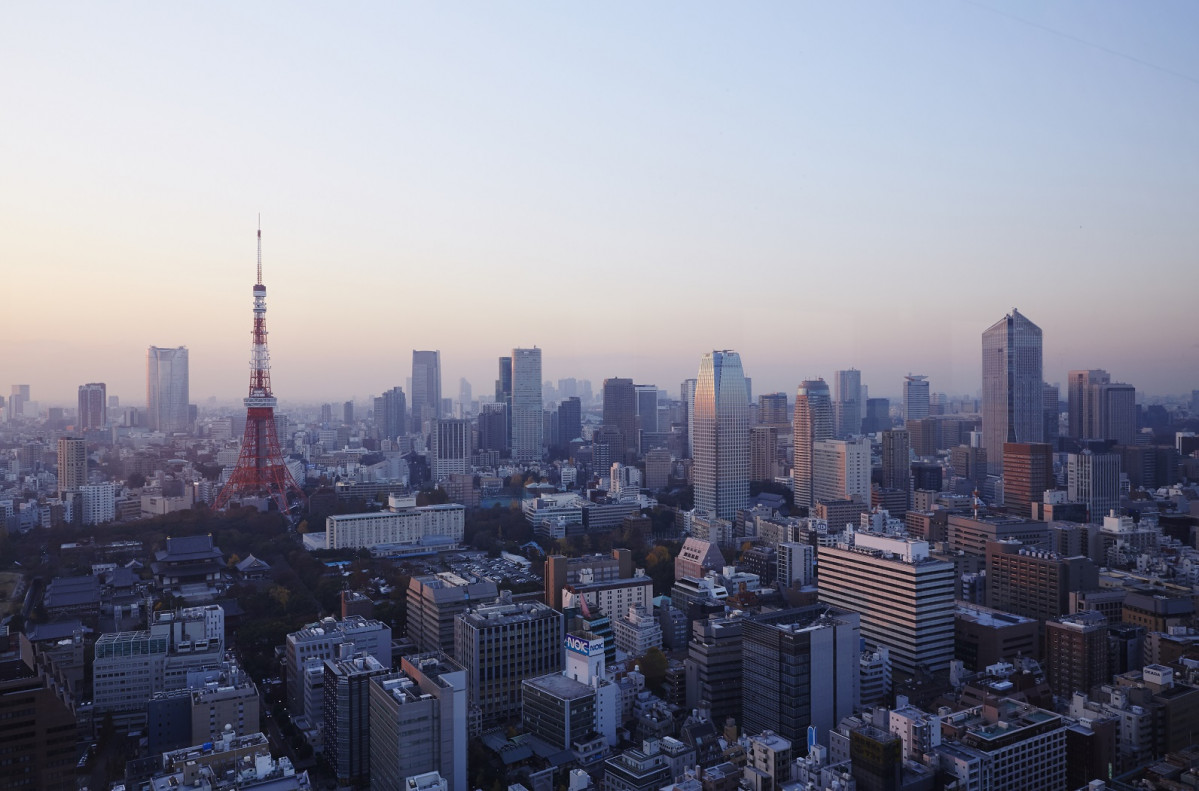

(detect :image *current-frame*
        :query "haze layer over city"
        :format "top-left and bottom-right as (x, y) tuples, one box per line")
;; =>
(4, 2), (1198, 404)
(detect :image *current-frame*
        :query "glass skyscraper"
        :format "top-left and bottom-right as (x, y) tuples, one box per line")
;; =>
(693, 350), (749, 520)
(146, 346), (189, 433)
(982, 309), (1043, 474)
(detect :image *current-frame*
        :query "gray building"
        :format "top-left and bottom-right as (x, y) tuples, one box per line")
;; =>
(981, 309), (1043, 474)
(406, 573), (499, 656)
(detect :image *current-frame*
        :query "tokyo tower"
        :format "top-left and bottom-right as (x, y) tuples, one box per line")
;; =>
(214, 226), (306, 513)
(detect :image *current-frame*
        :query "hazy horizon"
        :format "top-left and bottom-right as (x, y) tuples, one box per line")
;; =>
(4, 3), (1197, 407)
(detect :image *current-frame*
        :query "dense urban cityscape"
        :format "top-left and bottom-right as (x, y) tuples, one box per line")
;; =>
(3, 239), (1199, 791)
(5, 4), (1199, 791)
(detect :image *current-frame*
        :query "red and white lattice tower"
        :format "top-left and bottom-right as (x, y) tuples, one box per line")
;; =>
(214, 227), (306, 513)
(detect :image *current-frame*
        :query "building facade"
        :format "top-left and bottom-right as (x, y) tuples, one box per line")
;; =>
(147, 345), (190, 433)
(692, 351), (750, 521)
(981, 310), (1043, 474)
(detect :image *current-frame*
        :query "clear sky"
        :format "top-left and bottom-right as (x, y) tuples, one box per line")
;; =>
(3, 2), (1197, 407)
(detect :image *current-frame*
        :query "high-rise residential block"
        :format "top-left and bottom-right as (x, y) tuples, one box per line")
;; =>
(818, 533), (955, 678)
(78, 382), (107, 430)
(510, 348), (543, 461)
(374, 387), (407, 442)
(759, 392), (789, 428)
(411, 350), (442, 433)
(834, 368), (863, 438)
(692, 351), (750, 520)
(147, 346), (190, 433)
(793, 378), (833, 510)
(57, 436), (86, 497)
(1002, 442), (1054, 517)
(323, 650), (390, 786)
(985, 541), (1099, 622)
(1067, 450), (1121, 524)
(881, 429), (911, 494)
(749, 425), (778, 483)
(813, 437), (871, 506)
(902, 375), (930, 425)
(982, 309), (1043, 474)
(1045, 611), (1109, 698)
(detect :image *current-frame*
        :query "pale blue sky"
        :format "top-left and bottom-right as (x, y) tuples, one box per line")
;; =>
(3, 2), (1197, 406)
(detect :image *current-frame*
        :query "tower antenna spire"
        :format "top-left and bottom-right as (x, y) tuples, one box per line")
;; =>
(256, 214), (263, 285)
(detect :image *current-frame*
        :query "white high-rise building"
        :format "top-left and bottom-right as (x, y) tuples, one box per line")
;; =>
(147, 346), (190, 433)
(982, 309), (1043, 474)
(812, 437), (871, 505)
(511, 348), (543, 461)
(903, 375), (930, 424)
(833, 369), (862, 438)
(693, 351), (750, 521)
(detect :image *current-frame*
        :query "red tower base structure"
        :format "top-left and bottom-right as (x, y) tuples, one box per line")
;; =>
(215, 407), (304, 513)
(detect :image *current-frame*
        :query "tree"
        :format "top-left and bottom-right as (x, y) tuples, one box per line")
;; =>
(637, 647), (668, 694)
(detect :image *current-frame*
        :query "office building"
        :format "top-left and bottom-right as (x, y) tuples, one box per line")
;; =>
(954, 604), (1039, 672)
(1042, 383), (1060, 448)
(684, 616), (744, 725)
(863, 397), (891, 433)
(323, 650), (390, 786)
(559, 396), (582, 445)
(1045, 612), (1109, 698)
(692, 350), (750, 520)
(749, 425), (778, 483)
(431, 418), (471, 478)
(523, 632), (619, 755)
(1068, 369), (1108, 440)
(938, 699), (1067, 791)
(759, 392), (789, 428)
(57, 436), (86, 497)
(410, 350), (442, 432)
(793, 379), (834, 509)
(369, 654), (468, 791)
(407, 573), (500, 655)
(903, 375), (930, 424)
(982, 309), (1043, 473)
(777, 542), (816, 588)
(78, 382), (106, 430)
(324, 499), (465, 551)
(511, 347), (543, 461)
(477, 402), (507, 455)
(8, 384), (30, 419)
(985, 541), (1099, 622)
(834, 368), (862, 438)
(343, 400), (354, 425)
(947, 513), (1048, 557)
(614, 604), (663, 659)
(1002, 442), (1054, 517)
(0, 632), (77, 791)
(147, 345), (190, 433)
(635, 384), (659, 437)
(374, 387), (407, 442)
(545, 551), (634, 611)
(284, 616), (392, 720)
(644, 448), (671, 489)
(455, 596), (563, 725)
(1067, 450), (1121, 524)
(881, 429), (911, 494)
(603, 378), (638, 459)
(741, 605), (860, 746)
(681, 378), (698, 458)
(817, 533), (955, 678)
(813, 437), (871, 506)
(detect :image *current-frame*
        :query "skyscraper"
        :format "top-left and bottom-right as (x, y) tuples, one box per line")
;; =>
(1002, 442), (1054, 517)
(511, 348), (542, 462)
(78, 382), (107, 431)
(1042, 383), (1060, 449)
(750, 425), (779, 483)
(693, 351), (750, 520)
(147, 346), (189, 433)
(881, 429), (911, 494)
(1068, 450), (1121, 524)
(792, 379), (833, 510)
(681, 378), (697, 458)
(758, 392), (789, 428)
(902, 375), (930, 425)
(457, 377), (472, 416)
(373, 387), (406, 443)
(833, 368), (862, 438)
(982, 309), (1043, 474)
(558, 396), (582, 446)
(813, 437), (871, 505)
(635, 384), (659, 437)
(1094, 381), (1136, 446)
(603, 378), (637, 458)
(1067, 369), (1108, 440)
(410, 351), (442, 433)
(57, 436), (86, 497)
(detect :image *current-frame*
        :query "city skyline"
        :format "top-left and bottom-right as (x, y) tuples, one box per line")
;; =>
(4, 4), (1199, 404)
